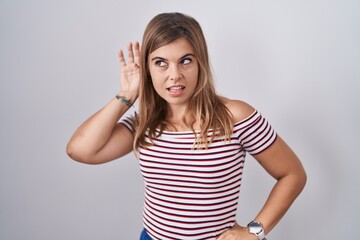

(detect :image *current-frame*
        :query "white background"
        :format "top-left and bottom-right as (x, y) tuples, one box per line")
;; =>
(1, 0), (359, 239)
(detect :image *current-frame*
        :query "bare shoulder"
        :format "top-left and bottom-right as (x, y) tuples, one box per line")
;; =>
(220, 97), (256, 123)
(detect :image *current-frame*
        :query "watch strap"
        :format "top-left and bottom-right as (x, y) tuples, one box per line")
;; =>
(247, 220), (267, 240)
(257, 229), (266, 240)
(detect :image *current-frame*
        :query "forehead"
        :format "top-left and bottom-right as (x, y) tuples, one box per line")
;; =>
(149, 38), (195, 59)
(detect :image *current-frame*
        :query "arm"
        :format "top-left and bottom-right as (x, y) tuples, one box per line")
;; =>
(218, 100), (307, 240)
(250, 136), (307, 235)
(66, 42), (141, 164)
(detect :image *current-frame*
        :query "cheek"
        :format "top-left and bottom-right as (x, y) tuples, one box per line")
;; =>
(150, 72), (163, 88)
(150, 74), (166, 95)
(185, 68), (199, 83)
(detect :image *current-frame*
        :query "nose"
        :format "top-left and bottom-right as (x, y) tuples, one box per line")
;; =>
(168, 64), (182, 81)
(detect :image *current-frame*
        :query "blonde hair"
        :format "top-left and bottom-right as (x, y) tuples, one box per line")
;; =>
(134, 12), (233, 151)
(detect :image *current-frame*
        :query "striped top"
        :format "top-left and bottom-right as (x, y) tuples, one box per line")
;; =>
(121, 110), (277, 240)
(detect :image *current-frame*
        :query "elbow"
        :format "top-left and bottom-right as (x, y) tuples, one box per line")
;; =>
(292, 160), (307, 194)
(278, 166), (307, 196)
(291, 166), (307, 196)
(299, 168), (307, 192)
(66, 142), (93, 164)
(66, 142), (81, 162)
(66, 142), (77, 160)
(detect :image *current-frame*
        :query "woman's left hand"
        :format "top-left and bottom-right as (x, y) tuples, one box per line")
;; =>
(217, 222), (257, 240)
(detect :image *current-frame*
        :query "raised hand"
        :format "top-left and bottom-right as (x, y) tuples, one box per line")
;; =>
(118, 41), (141, 100)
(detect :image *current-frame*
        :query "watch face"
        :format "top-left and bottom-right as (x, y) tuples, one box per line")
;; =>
(248, 221), (263, 235)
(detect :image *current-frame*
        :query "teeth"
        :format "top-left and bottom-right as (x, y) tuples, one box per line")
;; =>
(168, 86), (184, 91)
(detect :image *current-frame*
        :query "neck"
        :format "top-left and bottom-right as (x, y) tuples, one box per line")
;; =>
(165, 104), (196, 131)
(166, 104), (187, 122)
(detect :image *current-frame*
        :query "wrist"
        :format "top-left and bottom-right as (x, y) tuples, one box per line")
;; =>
(247, 220), (267, 240)
(117, 91), (137, 104)
(115, 95), (133, 108)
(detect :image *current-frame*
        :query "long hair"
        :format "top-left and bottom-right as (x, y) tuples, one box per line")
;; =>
(134, 12), (233, 151)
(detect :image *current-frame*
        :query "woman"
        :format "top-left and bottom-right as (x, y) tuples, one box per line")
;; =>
(67, 12), (306, 240)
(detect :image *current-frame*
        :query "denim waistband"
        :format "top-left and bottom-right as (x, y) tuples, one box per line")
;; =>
(140, 228), (152, 240)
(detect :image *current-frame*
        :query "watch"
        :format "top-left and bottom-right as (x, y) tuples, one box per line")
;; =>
(247, 220), (267, 240)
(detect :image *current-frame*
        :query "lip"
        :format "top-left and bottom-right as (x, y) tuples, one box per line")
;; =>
(167, 85), (185, 95)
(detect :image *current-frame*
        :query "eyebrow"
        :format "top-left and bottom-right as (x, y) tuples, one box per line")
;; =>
(150, 53), (195, 62)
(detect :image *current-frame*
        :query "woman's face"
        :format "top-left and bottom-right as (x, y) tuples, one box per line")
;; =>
(148, 37), (199, 110)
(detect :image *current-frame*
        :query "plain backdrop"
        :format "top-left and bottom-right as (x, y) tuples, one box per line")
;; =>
(1, 0), (359, 239)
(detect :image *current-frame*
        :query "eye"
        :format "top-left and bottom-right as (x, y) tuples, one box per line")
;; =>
(155, 60), (167, 67)
(181, 58), (192, 65)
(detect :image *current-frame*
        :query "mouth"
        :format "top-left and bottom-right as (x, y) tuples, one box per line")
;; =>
(167, 85), (185, 93)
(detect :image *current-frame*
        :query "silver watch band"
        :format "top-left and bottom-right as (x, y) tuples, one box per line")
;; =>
(247, 220), (267, 240)
(257, 230), (266, 240)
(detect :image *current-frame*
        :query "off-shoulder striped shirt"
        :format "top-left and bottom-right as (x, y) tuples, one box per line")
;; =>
(120, 110), (277, 240)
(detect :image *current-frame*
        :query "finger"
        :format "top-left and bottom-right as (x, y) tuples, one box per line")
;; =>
(216, 231), (227, 240)
(216, 234), (225, 240)
(118, 49), (126, 67)
(134, 41), (141, 66)
(127, 42), (134, 63)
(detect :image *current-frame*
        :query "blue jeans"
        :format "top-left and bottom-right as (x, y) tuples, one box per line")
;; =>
(140, 229), (152, 240)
